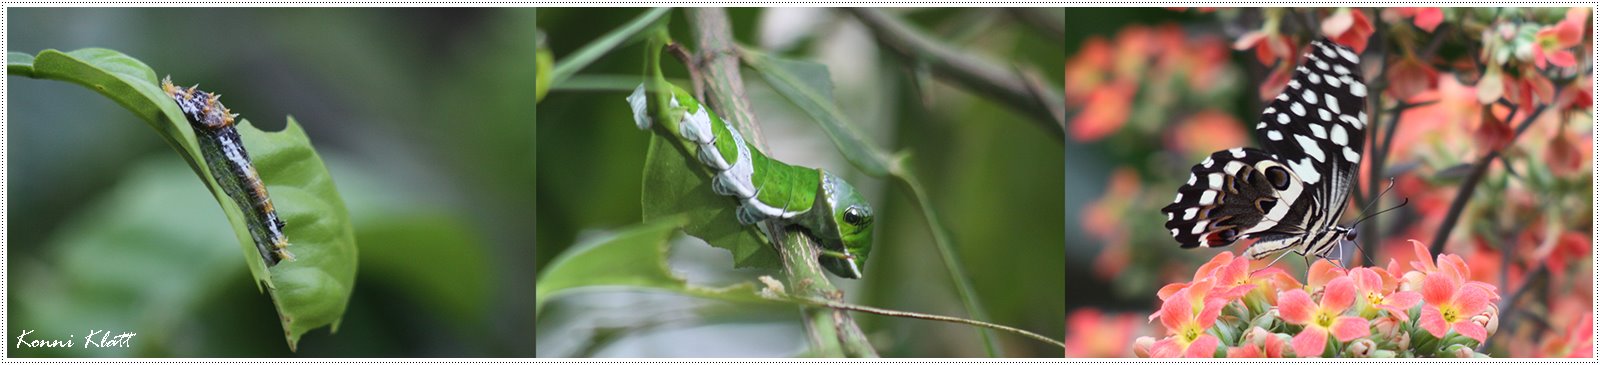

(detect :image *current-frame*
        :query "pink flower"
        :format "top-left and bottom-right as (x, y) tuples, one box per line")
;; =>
(1322, 8), (1375, 53)
(1233, 31), (1295, 66)
(1382, 8), (1443, 32)
(1226, 327), (1289, 358)
(1417, 271), (1499, 343)
(1150, 286), (1223, 358)
(1278, 276), (1370, 357)
(1070, 82), (1135, 142)
(1532, 8), (1586, 69)
(1386, 55), (1440, 101)
(1349, 267), (1422, 320)
(1065, 309), (1140, 357)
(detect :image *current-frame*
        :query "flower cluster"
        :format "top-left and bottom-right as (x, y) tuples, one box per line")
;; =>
(1134, 241), (1506, 358)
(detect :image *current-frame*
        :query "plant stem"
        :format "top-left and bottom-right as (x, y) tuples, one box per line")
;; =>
(844, 8), (1065, 141)
(685, 7), (876, 357)
(786, 294), (1066, 349)
(1428, 96), (1555, 257)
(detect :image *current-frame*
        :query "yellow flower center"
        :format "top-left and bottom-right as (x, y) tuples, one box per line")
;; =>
(1182, 324), (1202, 343)
(1366, 292), (1384, 306)
(1315, 310), (1334, 328)
(1441, 305), (1460, 323)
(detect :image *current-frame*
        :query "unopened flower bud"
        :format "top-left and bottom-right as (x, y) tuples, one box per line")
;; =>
(1372, 315), (1402, 339)
(1346, 338), (1377, 357)
(1471, 303), (1499, 338)
(1445, 343), (1476, 358)
(1393, 330), (1410, 351)
(1133, 336), (1156, 358)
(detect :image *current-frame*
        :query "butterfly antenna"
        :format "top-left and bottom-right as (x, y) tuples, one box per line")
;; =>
(1349, 177), (1401, 229)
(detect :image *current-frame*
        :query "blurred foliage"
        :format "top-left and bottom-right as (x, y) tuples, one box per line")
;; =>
(1065, 7), (1593, 358)
(537, 8), (1064, 357)
(8, 8), (533, 357)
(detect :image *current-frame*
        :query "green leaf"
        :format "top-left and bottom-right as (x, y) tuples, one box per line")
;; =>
(547, 7), (670, 87)
(534, 215), (766, 316)
(8, 51), (37, 76)
(742, 49), (1001, 355)
(742, 49), (892, 177)
(10, 48), (357, 351)
(640, 136), (780, 269)
(238, 117), (359, 350)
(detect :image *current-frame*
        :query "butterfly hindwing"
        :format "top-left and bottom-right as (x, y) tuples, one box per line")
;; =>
(1162, 147), (1308, 249)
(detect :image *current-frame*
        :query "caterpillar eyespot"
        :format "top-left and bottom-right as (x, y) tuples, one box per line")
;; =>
(162, 76), (295, 266)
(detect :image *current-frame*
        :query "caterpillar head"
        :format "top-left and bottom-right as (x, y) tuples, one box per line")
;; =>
(161, 76), (235, 130)
(814, 170), (874, 279)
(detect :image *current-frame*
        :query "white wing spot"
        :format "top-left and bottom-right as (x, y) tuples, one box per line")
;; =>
(1267, 130), (1284, 141)
(1333, 65), (1351, 75)
(1322, 46), (1337, 58)
(1337, 47), (1359, 63)
(1171, 228), (1182, 237)
(1277, 113), (1290, 124)
(1290, 102), (1306, 116)
(1343, 146), (1361, 162)
(1256, 122), (1267, 129)
(1330, 124), (1349, 145)
(1350, 81), (1367, 97)
(1303, 90), (1319, 105)
(1318, 108), (1332, 121)
(1187, 173), (1197, 185)
(1208, 173), (1223, 189)
(1202, 156), (1215, 168)
(1191, 221), (1207, 235)
(1289, 79), (1302, 89)
(1341, 115), (1363, 130)
(1315, 60), (1330, 70)
(1183, 208), (1198, 220)
(1295, 134), (1326, 162)
(1278, 93), (1290, 101)
(1307, 73), (1321, 85)
(1199, 190), (1218, 205)
(1174, 193), (1184, 203)
(1327, 96), (1342, 114)
(1288, 157), (1323, 183)
(1229, 148), (1246, 158)
(1309, 124), (1327, 139)
(1328, 76), (1343, 88)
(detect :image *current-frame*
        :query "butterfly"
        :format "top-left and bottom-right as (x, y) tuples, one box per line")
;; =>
(1162, 38), (1369, 263)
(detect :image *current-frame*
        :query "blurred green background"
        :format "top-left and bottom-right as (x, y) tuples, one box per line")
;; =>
(536, 8), (1064, 357)
(9, 8), (534, 357)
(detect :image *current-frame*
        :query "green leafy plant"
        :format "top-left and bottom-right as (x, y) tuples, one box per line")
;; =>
(9, 48), (358, 350)
(536, 8), (1066, 357)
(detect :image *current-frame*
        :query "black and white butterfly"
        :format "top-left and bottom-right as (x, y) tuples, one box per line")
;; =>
(1162, 38), (1369, 262)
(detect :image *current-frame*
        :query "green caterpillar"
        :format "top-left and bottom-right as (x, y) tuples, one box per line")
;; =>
(628, 83), (875, 279)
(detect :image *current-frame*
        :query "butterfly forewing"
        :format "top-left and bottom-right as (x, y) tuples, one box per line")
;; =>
(1165, 39), (1370, 259)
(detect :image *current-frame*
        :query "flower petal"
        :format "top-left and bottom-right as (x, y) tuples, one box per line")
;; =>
(1421, 272), (1457, 306)
(1158, 288), (1191, 331)
(1291, 327), (1329, 358)
(1184, 334), (1220, 358)
(1278, 289), (1316, 324)
(1413, 8), (1443, 32)
(1455, 283), (1495, 314)
(1419, 305), (1450, 338)
(1227, 345), (1263, 358)
(1322, 276), (1357, 312)
(1454, 321), (1489, 343)
(1332, 316), (1372, 342)
(1150, 337), (1184, 358)
(1384, 291), (1423, 311)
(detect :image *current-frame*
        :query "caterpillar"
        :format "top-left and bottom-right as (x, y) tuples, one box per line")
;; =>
(162, 77), (294, 266)
(628, 83), (875, 279)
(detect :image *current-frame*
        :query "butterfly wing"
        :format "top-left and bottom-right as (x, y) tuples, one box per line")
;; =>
(1249, 39), (1370, 256)
(1163, 39), (1370, 258)
(1162, 147), (1308, 248)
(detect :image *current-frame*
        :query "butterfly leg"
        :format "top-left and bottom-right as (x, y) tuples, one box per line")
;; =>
(1257, 249), (1297, 272)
